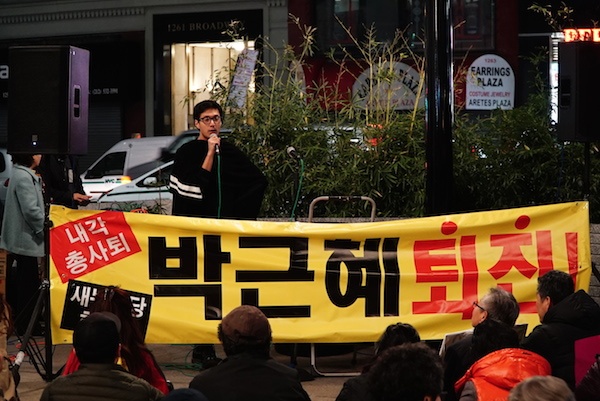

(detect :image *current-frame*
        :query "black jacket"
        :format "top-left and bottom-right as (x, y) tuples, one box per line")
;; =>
(189, 353), (311, 401)
(443, 334), (476, 401)
(521, 289), (600, 388)
(170, 139), (267, 219)
(39, 154), (86, 208)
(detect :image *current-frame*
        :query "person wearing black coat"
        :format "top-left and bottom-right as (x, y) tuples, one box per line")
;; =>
(38, 154), (91, 208)
(189, 305), (311, 401)
(521, 270), (600, 389)
(169, 100), (266, 219)
(335, 323), (421, 401)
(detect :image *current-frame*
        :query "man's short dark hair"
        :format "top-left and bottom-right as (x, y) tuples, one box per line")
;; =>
(483, 287), (520, 326)
(471, 318), (520, 361)
(367, 342), (443, 401)
(10, 153), (35, 167)
(537, 270), (574, 306)
(73, 312), (121, 364)
(193, 100), (224, 121)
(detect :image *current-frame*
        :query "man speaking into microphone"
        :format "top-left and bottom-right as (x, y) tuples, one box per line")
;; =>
(169, 100), (267, 368)
(170, 100), (267, 219)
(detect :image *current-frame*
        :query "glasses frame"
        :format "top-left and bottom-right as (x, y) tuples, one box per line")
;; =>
(197, 115), (222, 124)
(473, 301), (486, 312)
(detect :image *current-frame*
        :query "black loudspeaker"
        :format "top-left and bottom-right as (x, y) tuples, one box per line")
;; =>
(557, 42), (600, 142)
(8, 45), (89, 154)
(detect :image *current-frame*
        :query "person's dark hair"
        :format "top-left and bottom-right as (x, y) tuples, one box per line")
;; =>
(470, 318), (520, 361)
(193, 100), (224, 122)
(10, 153), (34, 167)
(537, 270), (574, 306)
(89, 286), (150, 375)
(73, 312), (120, 364)
(367, 343), (443, 401)
(482, 287), (520, 326)
(376, 323), (421, 355)
(360, 322), (421, 374)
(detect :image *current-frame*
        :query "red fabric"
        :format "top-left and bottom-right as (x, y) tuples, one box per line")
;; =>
(575, 334), (600, 386)
(62, 348), (170, 394)
(455, 348), (551, 401)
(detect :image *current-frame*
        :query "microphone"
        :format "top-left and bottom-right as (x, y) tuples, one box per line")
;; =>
(287, 146), (301, 160)
(210, 134), (220, 155)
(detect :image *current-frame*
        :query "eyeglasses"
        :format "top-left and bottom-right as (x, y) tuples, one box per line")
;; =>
(198, 115), (222, 124)
(473, 301), (486, 312)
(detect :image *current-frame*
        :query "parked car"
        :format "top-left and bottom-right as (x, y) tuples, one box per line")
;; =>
(96, 128), (234, 206)
(127, 128), (233, 178)
(96, 160), (174, 205)
(81, 136), (176, 201)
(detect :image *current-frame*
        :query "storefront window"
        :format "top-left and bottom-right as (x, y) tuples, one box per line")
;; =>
(169, 41), (255, 134)
(314, 0), (494, 52)
(453, 0), (495, 50)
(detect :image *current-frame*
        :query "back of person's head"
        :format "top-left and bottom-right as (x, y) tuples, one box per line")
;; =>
(508, 376), (575, 401)
(89, 286), (147, 372)
(375, 323), (421, 356)
(537, 270), (575, 306)
(162, 388), (209, 401)
(481, 287), (520, 326)
(73, 312), (121, 364)
(194, 100), (223, 120)
(470, 318), (520, 361)
(368, 342), (443, 401)
(217, 305), (272, 357)
(10, 153), (34, 167)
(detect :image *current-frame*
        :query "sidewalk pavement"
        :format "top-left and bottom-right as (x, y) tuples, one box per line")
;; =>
(10, 336), (373, 401)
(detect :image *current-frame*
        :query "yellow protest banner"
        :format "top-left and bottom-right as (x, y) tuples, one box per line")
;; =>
(48, 201), (590, 344)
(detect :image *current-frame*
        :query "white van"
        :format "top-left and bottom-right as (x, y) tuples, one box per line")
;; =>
(81, 136), (176, 201)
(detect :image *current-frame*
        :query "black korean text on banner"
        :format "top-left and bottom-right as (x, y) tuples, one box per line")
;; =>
(61, 279), (152, 336)
(48, 202), (591, 343)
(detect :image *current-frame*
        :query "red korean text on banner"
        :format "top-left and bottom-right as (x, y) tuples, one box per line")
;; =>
(50, 211), (141, 283)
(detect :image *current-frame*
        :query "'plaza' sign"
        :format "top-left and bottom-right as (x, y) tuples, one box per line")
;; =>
(466, 54), (514, 110)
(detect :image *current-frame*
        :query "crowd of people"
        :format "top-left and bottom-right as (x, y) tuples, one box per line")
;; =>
(1, 100), (600, 400)
(31, 270), (600, 401)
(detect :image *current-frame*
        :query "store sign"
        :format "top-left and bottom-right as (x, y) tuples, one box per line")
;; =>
(466, 54), (514, 110)
(352, 61), (424, 111)
(564, 28), (600, 42)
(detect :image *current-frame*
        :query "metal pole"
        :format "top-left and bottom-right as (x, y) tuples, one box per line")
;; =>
(424, 0), (454, 215)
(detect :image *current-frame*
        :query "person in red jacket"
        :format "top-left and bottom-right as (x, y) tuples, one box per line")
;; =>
(455, 319), (551, 401)
(62, 286), (170, 394)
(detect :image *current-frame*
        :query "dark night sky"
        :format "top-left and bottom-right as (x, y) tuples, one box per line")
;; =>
(520, 1), (600, 33)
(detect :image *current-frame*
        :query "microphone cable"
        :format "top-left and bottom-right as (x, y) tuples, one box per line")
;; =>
(216, 149), (222, 219)
(210, 134), (222, 219)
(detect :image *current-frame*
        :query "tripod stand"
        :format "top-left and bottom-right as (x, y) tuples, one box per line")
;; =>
(13, 278), (57, 382)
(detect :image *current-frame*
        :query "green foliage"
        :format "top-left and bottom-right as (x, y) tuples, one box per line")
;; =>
(204, 15), (600, 221)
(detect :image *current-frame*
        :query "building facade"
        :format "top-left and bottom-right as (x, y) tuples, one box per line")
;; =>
(3, 1), (594, 170)
(0, 0), (288, 168)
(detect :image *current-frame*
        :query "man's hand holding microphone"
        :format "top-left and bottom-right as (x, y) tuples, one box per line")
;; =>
(209, 133), (220, 155)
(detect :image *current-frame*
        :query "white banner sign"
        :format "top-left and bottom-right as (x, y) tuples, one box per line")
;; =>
(466, 54), (515, 110)
(352, 61), (424, 110)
